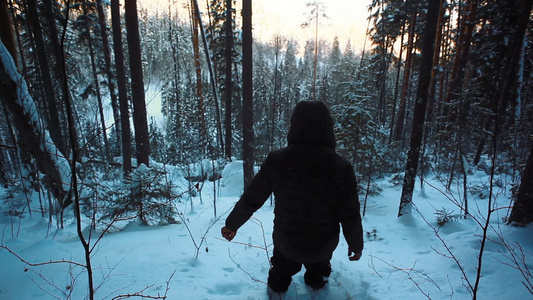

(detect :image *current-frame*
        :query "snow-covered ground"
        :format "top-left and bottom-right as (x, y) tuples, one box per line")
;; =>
(1, 161), (532, 299)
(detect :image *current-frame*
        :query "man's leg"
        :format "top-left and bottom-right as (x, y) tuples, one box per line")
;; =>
(303, 259), (332, 290)
(268, 248), (302, 293)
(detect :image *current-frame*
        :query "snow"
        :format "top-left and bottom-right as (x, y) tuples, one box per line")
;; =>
(1, 163), (532, 299)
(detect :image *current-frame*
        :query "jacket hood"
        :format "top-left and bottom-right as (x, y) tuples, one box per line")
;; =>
(287, 101), (336, 149)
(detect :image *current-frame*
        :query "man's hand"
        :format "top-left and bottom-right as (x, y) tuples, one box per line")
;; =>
(348, 248), (362, 261)
(221, 227), (237, 241)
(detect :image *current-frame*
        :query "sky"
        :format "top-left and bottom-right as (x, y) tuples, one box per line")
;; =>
(252, 0), (371, 53)
(139, 0), (372, 54)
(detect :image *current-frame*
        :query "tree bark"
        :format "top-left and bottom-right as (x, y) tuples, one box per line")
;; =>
(224, 0), (233, 159)
(192, 0), (224, 155)
(0, 0), (17, 66)
(25, 0), (66, 155)
(110, 0), (132, 175)
(501, 0), (533, 225)
(190, 1), (207, 144)
(168, 2), (182, 163)
(443, 0), (479, 120)
(83, 3), (111, 162)
(426, 0), (446, 124)
(389, 20), (405, 142)
(96, 0), (121, 147)
(398, 0), (441, 217)
(242, 0), (254, 188)
(509, 143), (533, 225)
(393, 2), (418, 142)
(312, 5), (318, 101)
(125, 0), (150, 167)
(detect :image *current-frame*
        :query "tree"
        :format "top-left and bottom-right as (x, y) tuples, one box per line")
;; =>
(443, 0), (479, 111)
(25, 0), (66, 155)
(192, 0), (224, 155)
(302, 1), (328, 101)
(125, 0), (150, 167)
(393, 1), (418, 142)
(398, 0), (441, 217)
(242, 0), (254, 187)
(76, 2), (111, 162)
(509, 143), (533, 225)
(110, 0), (132, 175)
(501, 0), (533, 225)
(224, 0), (233, 159)
(96, 0), (121, 149)
(0, 41), (71, 208)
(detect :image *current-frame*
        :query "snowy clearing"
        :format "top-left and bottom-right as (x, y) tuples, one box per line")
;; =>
(1, 162), (532, 299)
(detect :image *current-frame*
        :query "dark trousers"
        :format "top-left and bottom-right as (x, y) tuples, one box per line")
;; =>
(267, 248), (332, 293)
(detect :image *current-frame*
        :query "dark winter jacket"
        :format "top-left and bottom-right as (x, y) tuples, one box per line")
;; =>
(225, 101), (363, 263)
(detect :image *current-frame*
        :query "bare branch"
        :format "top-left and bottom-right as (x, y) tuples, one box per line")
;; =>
(0, 245), (86, 268)
(228, 248), (268, 285)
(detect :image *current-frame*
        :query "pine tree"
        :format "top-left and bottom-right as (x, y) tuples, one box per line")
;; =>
(125, 0), (151, 167)
(398, 0), (441, 217)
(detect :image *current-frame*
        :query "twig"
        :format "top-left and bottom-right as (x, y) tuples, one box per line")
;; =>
(177, 205), (232, 258)
(411, 203), (474, 296)
(112, 270), (175, 300)
(489, 224), (533, 294)
(214, 237), (268, 250)
(370, 254), (439, 299)
(228, 248), (268, 285)
(250, 217), (273, 265)
(367, 251), (383, 278)
(28, 270), (65, 300)
(0, 245), (86, 268)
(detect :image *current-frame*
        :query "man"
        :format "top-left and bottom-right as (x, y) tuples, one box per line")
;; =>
(221, 101), (363, 295)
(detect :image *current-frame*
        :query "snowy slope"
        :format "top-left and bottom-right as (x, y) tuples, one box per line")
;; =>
(0, 162), (532, 299)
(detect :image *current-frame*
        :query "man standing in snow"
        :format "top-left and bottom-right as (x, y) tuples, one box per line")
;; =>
(221, 100), (363, 294)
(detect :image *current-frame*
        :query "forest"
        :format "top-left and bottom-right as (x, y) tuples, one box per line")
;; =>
(0, 0), (533, 299)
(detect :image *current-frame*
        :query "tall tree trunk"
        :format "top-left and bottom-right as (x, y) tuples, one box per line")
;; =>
(42, 0), (79, 156)
(125, 0), (150, 167)
(1, 0), (17, 65)
(25, 0), (66, 155)
(110, 0), (132, 175)
(426, 0), (446, 124)
(420, 0), (446, 185)
(84, 3), (111, 162)
(378, 43), (393, 126)
(242, 0), (254, 188)
(168, 1), (182, 162)
(443, 0), (479, 120)
(271, 36), (282, 150)
(312, 6), (318, 101)
(500, 0), (533, 225)
(10, 0), (28, 85)
(495, 0), (533, 125)
(393, 3), (418, 142)
(224, 0), (233, 159)
(398, 0), (441, 217)
(96, 0), (121, 147)
(509, 143), (533, 225)
(192, 0), (224, 155)
(389, 20), (405, 142)
(190, 1), (207, 144)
